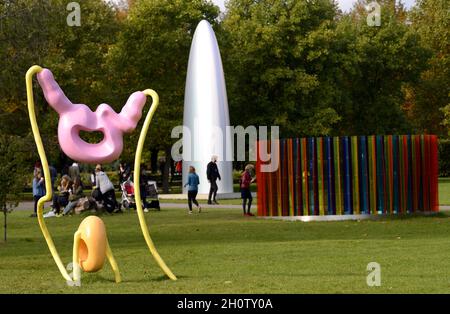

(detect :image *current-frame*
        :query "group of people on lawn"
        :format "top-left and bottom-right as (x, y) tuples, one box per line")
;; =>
(184, 155), (256, 216)
(32, 155), (256, 217)
(31, 163), (119, 218)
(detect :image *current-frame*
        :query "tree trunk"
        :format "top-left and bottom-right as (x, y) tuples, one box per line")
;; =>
(162, 147), (171, 194)
(3, 204), (6, 243)
(150, 149), (158, 174)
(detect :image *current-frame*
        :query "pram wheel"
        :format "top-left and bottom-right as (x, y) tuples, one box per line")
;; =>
(122, 199), (130, 209)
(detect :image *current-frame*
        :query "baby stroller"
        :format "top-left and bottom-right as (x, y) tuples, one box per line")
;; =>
(120, 178), (160, 211)
(120, 178), (136, 209)
(143, 179), (161, 211)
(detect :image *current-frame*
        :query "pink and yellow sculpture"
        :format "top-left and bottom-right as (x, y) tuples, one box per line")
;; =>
(26, 65), (176, 285)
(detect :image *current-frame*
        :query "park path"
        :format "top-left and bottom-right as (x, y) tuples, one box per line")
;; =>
(13, 201), (243, 211)
(12, 202), (450, 212)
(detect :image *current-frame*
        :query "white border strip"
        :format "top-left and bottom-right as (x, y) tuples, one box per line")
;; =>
(260, 212), (439, 222)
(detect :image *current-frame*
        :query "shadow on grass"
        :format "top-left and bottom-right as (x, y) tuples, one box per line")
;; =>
(124, 275), (189, 283)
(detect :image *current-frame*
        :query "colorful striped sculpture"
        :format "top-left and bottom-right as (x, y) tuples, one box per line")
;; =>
(256, 135), (439, 216)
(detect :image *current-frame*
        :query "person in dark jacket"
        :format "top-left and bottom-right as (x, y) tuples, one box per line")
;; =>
(31, 169), (45, 217)
(118, 162), (131, 184)
(139, 165), (149, 208)
(206, 155), (221, 205)
(49, 164), (57, 190)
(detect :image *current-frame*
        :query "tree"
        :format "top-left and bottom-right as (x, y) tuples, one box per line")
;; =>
(0, 0), (121, 170)
(407, 0), (449, 136)
(0, 134), (29, 242)
(221, 0), (342, 138)
(108, 0), (220, 192)
(334, 1), (430, 134)
(221, 0), (429, 138)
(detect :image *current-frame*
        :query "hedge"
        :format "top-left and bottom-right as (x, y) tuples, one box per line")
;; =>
(439, 139), (450, 177)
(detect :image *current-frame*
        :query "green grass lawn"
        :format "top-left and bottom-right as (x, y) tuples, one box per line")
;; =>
(1, 207), (450, 293)
(439, 178), (450, 205)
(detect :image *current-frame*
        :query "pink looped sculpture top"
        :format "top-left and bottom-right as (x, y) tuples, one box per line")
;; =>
(37, 68), (148, 164)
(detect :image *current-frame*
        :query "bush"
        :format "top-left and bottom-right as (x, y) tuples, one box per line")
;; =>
(439, 139), (450, 177)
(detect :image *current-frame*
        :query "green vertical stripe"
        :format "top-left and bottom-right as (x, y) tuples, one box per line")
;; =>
(351, 136), (360, 214)
(317, 138), (324, 215)
(368, 136), (376, 214)
(384, 136), (391, 214)
(334, 137), (342, 215)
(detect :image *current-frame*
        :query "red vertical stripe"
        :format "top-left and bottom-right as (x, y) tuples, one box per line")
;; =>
(430, 135), (439, 211)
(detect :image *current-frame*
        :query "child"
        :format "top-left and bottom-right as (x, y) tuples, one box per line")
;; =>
(31, 169), (45, 217)
(184, 166), (201, 214)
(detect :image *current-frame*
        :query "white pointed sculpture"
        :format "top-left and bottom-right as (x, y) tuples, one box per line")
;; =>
(182, 20), (233, 195)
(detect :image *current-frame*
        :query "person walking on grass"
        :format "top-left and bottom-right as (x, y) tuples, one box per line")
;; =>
(184, 166), (201, 214)
(240, 164), (255, 216)
(31, 169), (45, 217)
(206, 155), (221, 205)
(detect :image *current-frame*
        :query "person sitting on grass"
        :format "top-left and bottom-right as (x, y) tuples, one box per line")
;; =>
(240, 164), (255, 216)
(45, 175), (72, 218)
(31, 169), (45, 218)
(184, 166), (201, 214)
(62, 176), (84, 216)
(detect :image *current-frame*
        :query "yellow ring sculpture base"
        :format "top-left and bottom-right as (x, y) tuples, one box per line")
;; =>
(72, 217), (121, 283)
(26, 65), (176, 283)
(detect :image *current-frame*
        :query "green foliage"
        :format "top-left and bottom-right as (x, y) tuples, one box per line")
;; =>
(107, 0), (220, 159)
(0, 0), (448, 185)
(0, 0), (120, 169)
(221, 0), (429, 137)
(221, 0), (341, 137)
(408, 0), (450, 136)
(334, 5), (430, 135)
(438, 138), (450, 177)
(0, 134), (29, 209)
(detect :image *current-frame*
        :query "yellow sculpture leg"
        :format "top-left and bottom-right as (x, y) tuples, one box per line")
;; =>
(106, 240), (122, 283)
(134, 89), (177, 281)
(26, 65), (73, 283)
(72, 231), (82, 283)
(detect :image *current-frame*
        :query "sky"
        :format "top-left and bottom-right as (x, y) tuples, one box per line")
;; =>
(211, 0), (417, 12)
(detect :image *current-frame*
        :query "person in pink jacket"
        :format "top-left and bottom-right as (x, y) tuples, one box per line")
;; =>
(240, 164), (255, 216)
